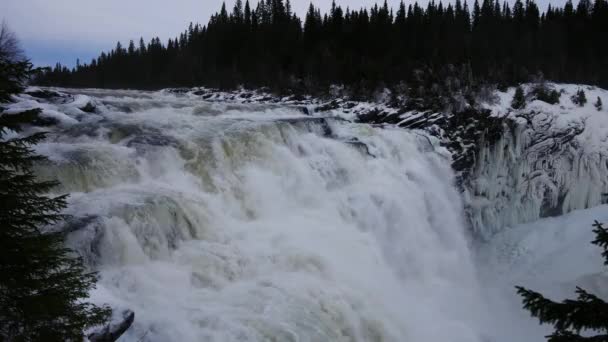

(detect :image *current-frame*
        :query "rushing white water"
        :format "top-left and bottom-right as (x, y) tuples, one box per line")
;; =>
(21, 89), (492, 341)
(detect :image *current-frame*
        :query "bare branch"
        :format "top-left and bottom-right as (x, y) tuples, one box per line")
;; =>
(0, 21), (24, 63)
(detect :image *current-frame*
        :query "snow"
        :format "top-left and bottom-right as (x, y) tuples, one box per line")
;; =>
(469, 83), (608, 238)
(486, 84), (608, 150)
(477, 205), (608, 341)
(480, 205), (607, 290)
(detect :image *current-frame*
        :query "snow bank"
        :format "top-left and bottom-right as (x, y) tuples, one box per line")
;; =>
(478, 205), (608, 342)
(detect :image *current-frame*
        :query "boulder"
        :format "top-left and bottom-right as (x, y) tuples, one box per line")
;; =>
(80, 102), (97, 113)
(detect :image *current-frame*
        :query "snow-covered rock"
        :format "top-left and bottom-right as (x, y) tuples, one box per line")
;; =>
(469, 84), (608, 238)
(354, 83), (608, 239)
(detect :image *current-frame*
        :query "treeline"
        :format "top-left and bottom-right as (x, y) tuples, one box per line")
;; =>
(35, 0), (608, 92)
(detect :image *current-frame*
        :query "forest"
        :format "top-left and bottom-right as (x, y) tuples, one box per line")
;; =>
(34, 0), (608, 93)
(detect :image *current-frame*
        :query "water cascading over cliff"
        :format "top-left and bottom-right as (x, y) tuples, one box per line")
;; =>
(22, 89), (490, 341)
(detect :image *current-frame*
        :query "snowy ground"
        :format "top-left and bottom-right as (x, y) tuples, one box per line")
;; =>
(477, 205), (608, 341)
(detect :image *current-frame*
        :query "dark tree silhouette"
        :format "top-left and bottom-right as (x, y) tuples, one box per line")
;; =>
(0, 23), (110, 341)
(512, 86), (526, 109)
(572, 88), (588, 106)
(33, 0), (608, 95)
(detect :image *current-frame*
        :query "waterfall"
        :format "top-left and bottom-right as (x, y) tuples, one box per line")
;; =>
(26, 89), (489, 341)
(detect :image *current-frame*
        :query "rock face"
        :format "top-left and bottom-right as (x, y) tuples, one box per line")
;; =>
(88, 310), (135, 342)
(356, 83), (608, 239)
(464, 85), (608, 238)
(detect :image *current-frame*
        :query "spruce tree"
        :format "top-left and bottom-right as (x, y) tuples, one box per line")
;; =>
(516, 220), (608, 342)
(572, 89), (588, 106)
(595, 97), (603, 111)
(30, 0), (608, 91)
(512, 86), (526, 109)
(0, 23), (110, 341)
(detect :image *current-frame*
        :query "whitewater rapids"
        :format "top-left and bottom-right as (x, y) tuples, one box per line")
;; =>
(17, 88), (570, 342)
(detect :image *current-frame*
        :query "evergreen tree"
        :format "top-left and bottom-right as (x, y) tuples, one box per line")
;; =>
(0, 23), (110, 341)
(512, 86), (526, 109)
(516, 220), (608, 342)
(32, 0), (608, 93)
(572, 88), (588, 106)
(595, 97), (603, 111)
(531, 82), (561, 104)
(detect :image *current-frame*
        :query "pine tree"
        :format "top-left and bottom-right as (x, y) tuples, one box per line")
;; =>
(0, 23), (110, 341)
(512, 85), (526, 109)
(532, 82), (561, 104)
(30, 0), (608, 91)
(516, 220), (608, 342)
(595, 97), (603, 111)
(572, 88), (588, 106)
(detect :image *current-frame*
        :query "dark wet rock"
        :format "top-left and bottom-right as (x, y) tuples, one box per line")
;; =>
(25, 89), (73, 104)
(80, 102), (97, 113)
(358, 104), (508, 188)
(63, 215), (105, 266)
(127, 133), (180, 149)
(290, 93), (307, 102)
(316, 100), (340, 112)
(356, 109), (384, 124)
(258, 96), (274, 102)
(357, 108), (400, 125)
(344, 138), (375, 157)
(101, 102), (134, 113)
(62, 122), (104, 138)
(32, 115), (60, 127)
(107, 124), (180, 149)
(88, 310), (135, 342)
(298, 106), (310, 115)
(540, 191), (568, 217)
(319, 118), (333, 137)
(166, 88), (190, 94)
(25, 89), (63, 99)
(396, 111), (444, 129)
(342, 102), (357, 109)
(441, 108), (505, 176)
(277, 117), (335, 137)
(62, 215), (100, 234)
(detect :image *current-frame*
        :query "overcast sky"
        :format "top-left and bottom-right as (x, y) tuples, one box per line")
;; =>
(2, 0), (565, 67)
